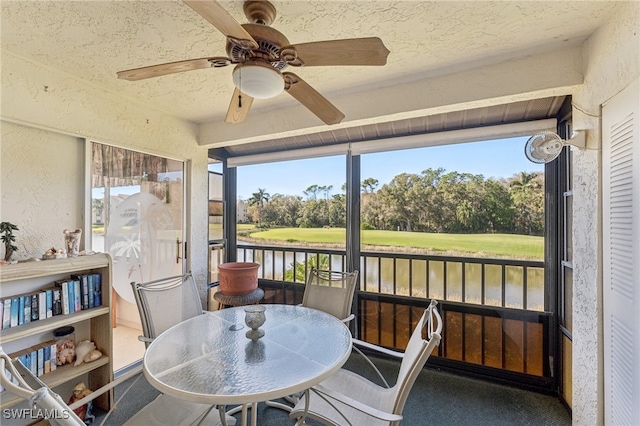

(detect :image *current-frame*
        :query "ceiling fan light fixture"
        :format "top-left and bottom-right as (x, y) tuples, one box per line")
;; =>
(232, 63), (284, 99)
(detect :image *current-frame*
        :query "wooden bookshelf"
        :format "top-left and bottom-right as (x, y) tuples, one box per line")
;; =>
(0, 254), (113, 410)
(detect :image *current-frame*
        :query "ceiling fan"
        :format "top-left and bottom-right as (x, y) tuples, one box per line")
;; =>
(117, 0), (390, 125)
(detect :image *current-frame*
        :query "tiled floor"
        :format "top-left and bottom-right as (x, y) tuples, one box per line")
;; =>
(111, 324), (145, 371)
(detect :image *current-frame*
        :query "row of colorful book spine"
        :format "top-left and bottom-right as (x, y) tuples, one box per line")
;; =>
(10, 340), (58, 378)
(0, 272), (102, 330)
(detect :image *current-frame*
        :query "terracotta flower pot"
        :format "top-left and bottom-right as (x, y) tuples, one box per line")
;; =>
(218, 262), (260, 295)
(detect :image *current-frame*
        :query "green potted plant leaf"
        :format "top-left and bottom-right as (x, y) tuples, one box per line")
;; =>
(0, 222), (19, 261)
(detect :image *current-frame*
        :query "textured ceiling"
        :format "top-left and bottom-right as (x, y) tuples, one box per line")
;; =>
(0, 1), (618, 151)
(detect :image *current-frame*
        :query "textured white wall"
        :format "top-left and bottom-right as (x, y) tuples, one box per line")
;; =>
(571, 2), (639, 425)
(0, 50), (211, 306)
(0, 123), (84, 259)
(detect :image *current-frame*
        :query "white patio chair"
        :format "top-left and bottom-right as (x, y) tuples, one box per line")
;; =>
(0, 347), (235, 426)
(130, 272), (204, 347)
(0, 348), (85, 426)
(265, 268), (359, 413)
(130, 273), (236, 426)
(301, 268), (359, 326)
(289, 299), (442, 426)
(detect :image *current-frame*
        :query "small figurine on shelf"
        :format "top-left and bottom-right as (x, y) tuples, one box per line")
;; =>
(43, 247), (57, 260)
(68, 382), (95, 424)
(64, 229), (82, 257)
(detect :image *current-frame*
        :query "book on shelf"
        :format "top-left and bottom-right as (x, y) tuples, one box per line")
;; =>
(11, 341), (58, 378)
(65, 272), (103, 308)
(23, 294), (31, 324)
(36, 346), (44, 377)
(19, 352), (31, 375)
(66, 279), (75, 314)
(93, 273), (102, 307)
(70, 280), (76, 313)
(10, 297), (19, 327)
(30, 293), (39, 322)
(45, 288), (53, 318)
(0, 271), (106, 331)
(71, 274), (90, 310)
(18, 296), (24, 325)
(87, 274), (95, 308)
(50, 342), (57, 372)
(55, 279), (70, 315)
(44, 345), (51, 374)
(82, 275), (90, 310)
(2, 298), (10, 329)
(28, 345), (38, 376)
(11, 347), (33, 375)
(4, 299), (11, 327)
(74, 279), (82, 312)
(38, 290), (47, 320)
(52, 287), (62, 316)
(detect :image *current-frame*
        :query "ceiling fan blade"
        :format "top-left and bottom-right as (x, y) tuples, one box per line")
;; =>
(183, 0), (258, 50)
(283, 72), (345, 125)
(283, 37), (390, 67)
(117, 57), (231, 81)
(225, 88), (254, 124)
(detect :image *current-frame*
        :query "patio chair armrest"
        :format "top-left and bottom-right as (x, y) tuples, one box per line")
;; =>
(310, 384), (403, 423)
(341, 314), (355, 324)
(138, 335), (153, 344)
(350, 339), (403, 388)
(352, 338), (404, 359)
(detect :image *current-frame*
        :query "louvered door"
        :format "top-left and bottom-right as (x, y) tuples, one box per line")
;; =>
(602, 77), (639, 426)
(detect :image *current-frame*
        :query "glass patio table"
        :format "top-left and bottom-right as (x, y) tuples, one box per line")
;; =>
(143, 304), (353, 426)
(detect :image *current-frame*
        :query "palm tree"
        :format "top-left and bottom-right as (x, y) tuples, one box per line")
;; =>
(509, 171), (542, 235)
(303, 185), (320, 201)
(317, 185), (333, 200)
(509, 171), (540, 194)
(248, 188), (270, 225)
(284, 254), (330, 282)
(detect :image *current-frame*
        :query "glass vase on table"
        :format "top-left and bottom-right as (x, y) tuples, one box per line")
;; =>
(244, 305), (266, 341)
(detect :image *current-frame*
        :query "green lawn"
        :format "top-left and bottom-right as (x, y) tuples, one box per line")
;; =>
(245, 227), (543, 259)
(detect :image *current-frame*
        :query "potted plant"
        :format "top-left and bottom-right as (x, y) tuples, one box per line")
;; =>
(1, 221), (19, 261)
(218, 262), (260, 295)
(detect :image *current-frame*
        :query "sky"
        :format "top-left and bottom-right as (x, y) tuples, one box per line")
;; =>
(234, 136), (544, 200)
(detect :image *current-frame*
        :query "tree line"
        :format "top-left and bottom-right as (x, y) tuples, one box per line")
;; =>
(244, 168), (544, 236)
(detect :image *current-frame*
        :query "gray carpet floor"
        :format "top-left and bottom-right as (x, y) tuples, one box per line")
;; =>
(94, 355), (571, 425)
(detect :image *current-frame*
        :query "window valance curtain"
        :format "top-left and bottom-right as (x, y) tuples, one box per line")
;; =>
(91, 143), (168, 188)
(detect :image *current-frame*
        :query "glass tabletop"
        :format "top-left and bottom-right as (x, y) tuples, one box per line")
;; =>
(143, 304), (352, 405)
